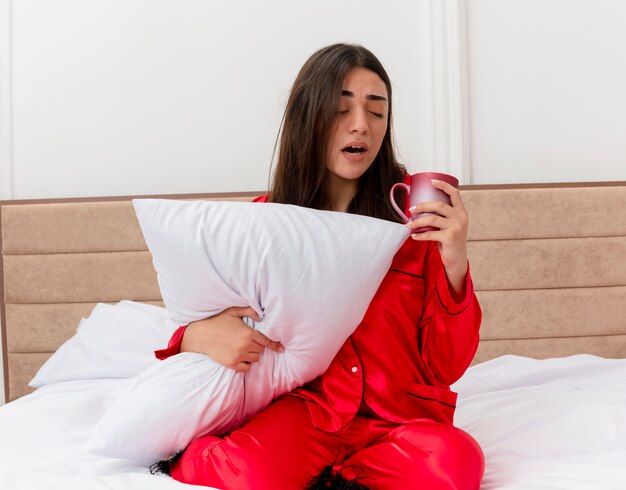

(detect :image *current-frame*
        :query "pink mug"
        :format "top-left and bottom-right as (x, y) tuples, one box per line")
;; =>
(390, 172), (459, 233)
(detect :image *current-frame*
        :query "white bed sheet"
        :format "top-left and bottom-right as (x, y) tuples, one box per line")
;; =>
(1, 354), (625, 489)
(0, 378), (208, 490)
(453, 355), (626, 490)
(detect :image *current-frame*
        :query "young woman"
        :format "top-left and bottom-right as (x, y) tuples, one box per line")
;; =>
(154, 43), (484, 489)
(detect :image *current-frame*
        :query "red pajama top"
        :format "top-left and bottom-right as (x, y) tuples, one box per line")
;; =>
(155, 196), (481, 433)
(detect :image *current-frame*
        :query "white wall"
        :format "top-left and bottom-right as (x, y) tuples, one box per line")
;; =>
(2, 0), (625, 194)
(1, 0), (432, 200)
(467, 0), (626, 183)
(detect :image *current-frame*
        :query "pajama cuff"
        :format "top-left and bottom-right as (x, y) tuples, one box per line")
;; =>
(154, 324), (187, 360)
(436, 262), (475, 316)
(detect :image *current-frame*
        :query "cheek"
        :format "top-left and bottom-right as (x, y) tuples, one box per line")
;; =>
(373, 121), (388, 149)
(328, 120), (343, 146)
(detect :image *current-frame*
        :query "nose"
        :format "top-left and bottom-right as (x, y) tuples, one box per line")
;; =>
(348, 108), (369, 135)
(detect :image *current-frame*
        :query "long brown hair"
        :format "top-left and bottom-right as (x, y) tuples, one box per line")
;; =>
(269, 43), (406, 223)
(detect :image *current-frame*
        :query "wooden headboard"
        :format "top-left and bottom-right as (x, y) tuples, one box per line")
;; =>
(2, 183), (626, 402)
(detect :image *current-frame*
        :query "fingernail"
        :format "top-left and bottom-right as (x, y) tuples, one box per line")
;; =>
(409, 206), (416, 213)
(431, 179), (441, 184)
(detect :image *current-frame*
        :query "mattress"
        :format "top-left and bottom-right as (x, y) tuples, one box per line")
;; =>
(1, 354), (625, 489)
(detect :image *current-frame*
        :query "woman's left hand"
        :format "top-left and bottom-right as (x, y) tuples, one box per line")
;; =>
(406, 178), (469, 297)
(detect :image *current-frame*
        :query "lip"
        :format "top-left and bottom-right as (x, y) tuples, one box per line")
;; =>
(340, 141), (369, 162)
(341, 141), (369, 152)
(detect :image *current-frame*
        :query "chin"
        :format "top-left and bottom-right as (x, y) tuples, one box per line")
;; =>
(328, 161), (374, 183)
(330, 169), (367, 183)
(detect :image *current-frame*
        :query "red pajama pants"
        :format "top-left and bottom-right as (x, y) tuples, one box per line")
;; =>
(170, 395), (484, 490)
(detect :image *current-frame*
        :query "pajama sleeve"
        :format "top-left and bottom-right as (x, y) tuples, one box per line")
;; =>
(154, 325), (187, 360)
(418, 241), (482, 386)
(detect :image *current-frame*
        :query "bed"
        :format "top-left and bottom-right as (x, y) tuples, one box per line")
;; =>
(1, 182), (626, 489)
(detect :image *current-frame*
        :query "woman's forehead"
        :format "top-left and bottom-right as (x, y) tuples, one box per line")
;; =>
(341, 67), (388, 99)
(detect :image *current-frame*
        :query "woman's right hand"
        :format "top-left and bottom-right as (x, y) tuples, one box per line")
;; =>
(180, 306), (284, 372)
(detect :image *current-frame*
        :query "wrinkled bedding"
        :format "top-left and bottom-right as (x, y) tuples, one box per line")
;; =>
(1, 354), (626, 489)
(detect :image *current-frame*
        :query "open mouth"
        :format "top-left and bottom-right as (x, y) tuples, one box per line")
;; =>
(342, 144), (368, 154)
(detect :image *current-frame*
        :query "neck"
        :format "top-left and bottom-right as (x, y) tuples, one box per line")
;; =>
(325, 174), (358, 212)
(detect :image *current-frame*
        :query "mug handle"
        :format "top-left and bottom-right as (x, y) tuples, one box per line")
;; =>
(389, 183), (411, 224)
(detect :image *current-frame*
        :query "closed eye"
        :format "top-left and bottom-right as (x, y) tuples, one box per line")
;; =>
(369, 111), (384, 119)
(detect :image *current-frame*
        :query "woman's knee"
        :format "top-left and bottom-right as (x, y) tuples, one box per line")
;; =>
(339, 422), (484, 489)
(394, 423), (484, 488)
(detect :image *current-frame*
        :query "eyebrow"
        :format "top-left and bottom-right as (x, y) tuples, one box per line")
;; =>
(341, 90), (387, 101)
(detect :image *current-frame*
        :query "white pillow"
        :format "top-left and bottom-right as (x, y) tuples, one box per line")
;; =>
(29, 301), (178, 388)
(87, 199), (409, 463)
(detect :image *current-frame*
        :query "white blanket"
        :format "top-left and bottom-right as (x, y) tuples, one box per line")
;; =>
(2, 354), (626, 489)
(0, 379), (206, 490)
(453, 355), (626, 489)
